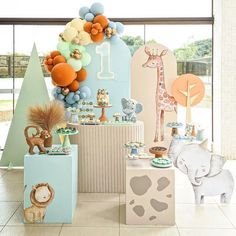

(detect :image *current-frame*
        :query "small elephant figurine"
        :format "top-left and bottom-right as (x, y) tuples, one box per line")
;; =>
(121, 98), (143, 123)
(168, 138), (234, 204)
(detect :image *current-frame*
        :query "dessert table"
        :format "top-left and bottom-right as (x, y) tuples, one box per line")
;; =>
(68, 121), (144, 193)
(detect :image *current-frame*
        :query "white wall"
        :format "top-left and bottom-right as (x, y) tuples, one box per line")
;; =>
(214, 0), (236, 159)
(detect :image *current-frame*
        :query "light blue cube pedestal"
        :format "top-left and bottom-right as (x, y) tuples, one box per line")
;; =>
(24, 145), (78, 224)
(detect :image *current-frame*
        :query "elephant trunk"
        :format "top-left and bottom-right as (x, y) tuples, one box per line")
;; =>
(187, 167), (202, 186)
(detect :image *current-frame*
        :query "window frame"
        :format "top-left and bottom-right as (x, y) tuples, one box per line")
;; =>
(0, 13), (214, 151)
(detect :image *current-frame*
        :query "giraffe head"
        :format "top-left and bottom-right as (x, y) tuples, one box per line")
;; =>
(142, 46), (168, 68)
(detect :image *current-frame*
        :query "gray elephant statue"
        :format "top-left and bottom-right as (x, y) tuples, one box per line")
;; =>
(168, 139), (234, 204)
(121, 98), (143, 123)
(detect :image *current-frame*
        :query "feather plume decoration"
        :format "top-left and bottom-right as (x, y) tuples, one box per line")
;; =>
(28, 100), (65, 132)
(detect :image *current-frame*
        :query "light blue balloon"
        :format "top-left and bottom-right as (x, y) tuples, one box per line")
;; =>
(72, 103), (79, 108)
(52, 89), (58, 98)
(65, 92), (76, 105)
(79, 86), (91, 99)
(56, 87), (62, 94)
(74, 94), (80, 101)
(65, 103), (70, 108)
(85, 12), (94, 22)
(57, 94), (65, 101)
(75, 90), (80, 95)
(81, 52), (91, 67)
(108, 21), (116, 29)
(69, 43), (85, 53)
(67, 58), (82, 71)
(90, 2), (104, 15)
(116, 22), (124, 34)
(79, 6), (90, 18)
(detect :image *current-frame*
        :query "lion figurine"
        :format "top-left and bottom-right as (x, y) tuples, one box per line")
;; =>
(24, 125), (50, 155)
(24, 183), (55, 223)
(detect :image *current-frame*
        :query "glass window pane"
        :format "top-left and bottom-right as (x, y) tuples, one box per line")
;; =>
(122, 25), (145, 55)
(0, 0), (212, 18)
(0, 25), (13, 149)
(15, 25), (64, 93)
(146, 25), (212, 141)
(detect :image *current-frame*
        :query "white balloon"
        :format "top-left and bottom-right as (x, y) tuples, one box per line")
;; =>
(63, 27), (77, 42)
(78, 31), (92, 45)
(70, 18), (86, 32)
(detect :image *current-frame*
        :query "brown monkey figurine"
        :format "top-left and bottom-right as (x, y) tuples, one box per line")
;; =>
(24, 125), (50, 155)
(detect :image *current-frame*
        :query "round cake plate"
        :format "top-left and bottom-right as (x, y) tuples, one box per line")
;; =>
(151, 157), (172, 168)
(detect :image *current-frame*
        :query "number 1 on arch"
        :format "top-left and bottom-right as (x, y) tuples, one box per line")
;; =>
(96, 42), (115, 80)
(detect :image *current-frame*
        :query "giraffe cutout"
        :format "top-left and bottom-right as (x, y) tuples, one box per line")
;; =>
(143, 46), (177, 142)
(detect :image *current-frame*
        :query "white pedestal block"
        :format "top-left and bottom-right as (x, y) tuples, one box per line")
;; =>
(126, 159), (175, 225)
(69, 121), (144, 193)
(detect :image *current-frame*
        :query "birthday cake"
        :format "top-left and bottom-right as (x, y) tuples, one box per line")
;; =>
(97, 89), (110, 106)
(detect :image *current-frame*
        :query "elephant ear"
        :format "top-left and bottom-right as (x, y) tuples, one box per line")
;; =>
(121, 98), (128, 109)
(135, 103), (143, 114)
(207, 154), (226, 177)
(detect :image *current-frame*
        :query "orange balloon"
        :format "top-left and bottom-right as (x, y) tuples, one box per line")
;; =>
(53, 55), (66, 65)
(91, 32), (104, 42)
(76, 68), (87, 82)
(47, 58), (53, 65)
(46, 55), (51, 60)
(47, 64), (54, 72)
(84, 22), (93, 33)
(51, 63), (76, 87)
(93, 15), (109, 29)
(50, 50), (61, 59)
(68, 80), (80, 92)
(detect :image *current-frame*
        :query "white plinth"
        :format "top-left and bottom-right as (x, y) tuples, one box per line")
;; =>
(126, 159), (175, 225)
(69, 121), (144, 193)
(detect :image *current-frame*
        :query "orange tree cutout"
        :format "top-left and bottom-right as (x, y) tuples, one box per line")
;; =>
(172, 74), (205, 123)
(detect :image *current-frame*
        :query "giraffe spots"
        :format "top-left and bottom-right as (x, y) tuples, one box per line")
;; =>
(163, 92), (167, 98)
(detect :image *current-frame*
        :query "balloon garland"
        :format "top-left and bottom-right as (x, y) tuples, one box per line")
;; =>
(44, 2), (124, 108)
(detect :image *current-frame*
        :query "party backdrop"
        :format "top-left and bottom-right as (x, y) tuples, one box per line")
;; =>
(131, 43), (177, 150)
(83, 39), (131, 117)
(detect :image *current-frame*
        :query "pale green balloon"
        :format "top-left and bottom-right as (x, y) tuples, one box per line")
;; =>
(57, 41), (70, 53)
(69, 43), (86, 53)
(67, 58), (82, 71)
(60, 49), (71, 60)
(81, 52), (91, 67)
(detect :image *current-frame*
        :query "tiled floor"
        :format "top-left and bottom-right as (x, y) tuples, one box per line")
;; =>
(1, 162), (236, 236)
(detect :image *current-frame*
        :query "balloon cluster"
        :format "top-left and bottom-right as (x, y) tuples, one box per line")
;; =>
(44, 2), (124, 108)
